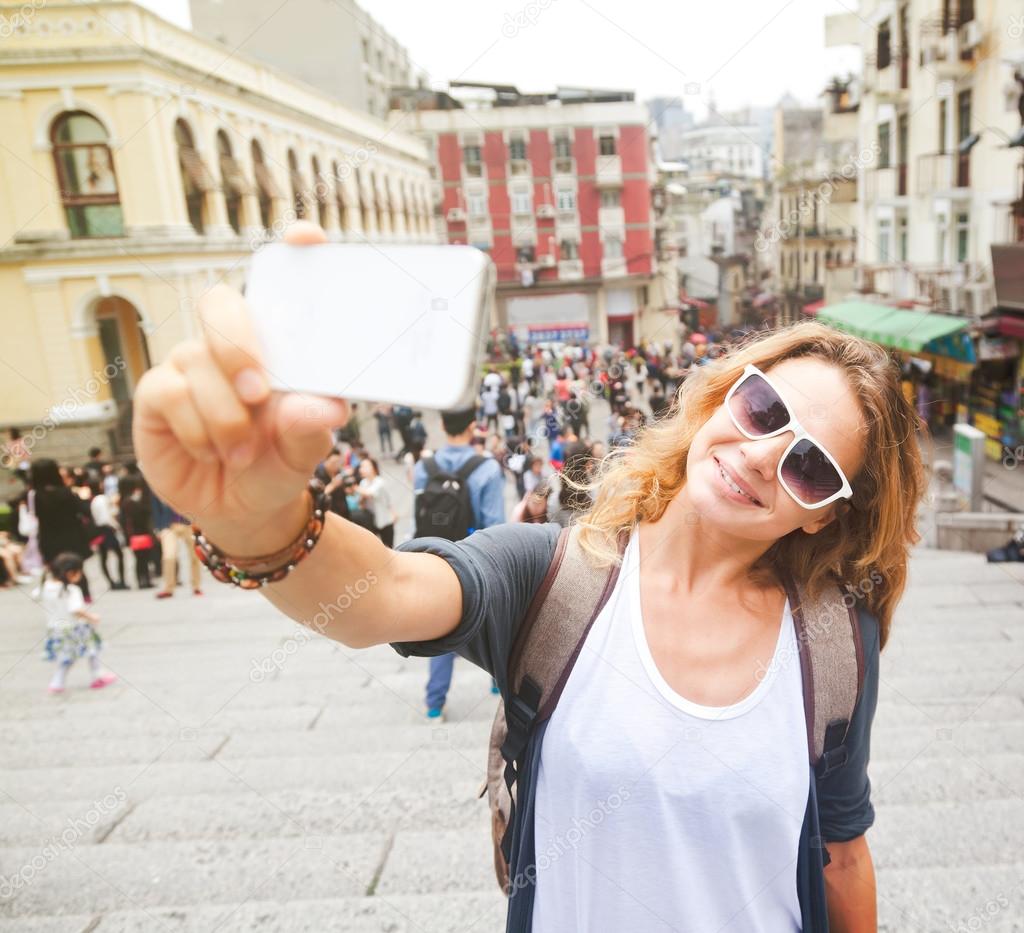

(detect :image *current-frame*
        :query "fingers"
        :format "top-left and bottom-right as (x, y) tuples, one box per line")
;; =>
(197, 284), (271, 407)
(169, 340), (256, 467)
(269, 392), (350, 475)
(283, 221), (328, 245)
(136, 366), (219, 464)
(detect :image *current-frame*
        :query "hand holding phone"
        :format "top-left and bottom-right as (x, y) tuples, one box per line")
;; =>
(131, 223), (350, 558)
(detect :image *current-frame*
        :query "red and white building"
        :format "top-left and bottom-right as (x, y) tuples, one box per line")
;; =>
(390, 84), (658, 348)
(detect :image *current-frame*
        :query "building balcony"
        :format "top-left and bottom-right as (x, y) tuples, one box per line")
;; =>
(918, 15), (980, 80)
(509, 159), (531, 178)
(463, 162), (483, 179)
(863, 166), (904, 202)
(595, 155), (623, 187)
(598, 206), (625, 228)
(553, 157), (575, 177)
(602, 256), (628, 278)
(917, 152), (970, 196)
(559, 259), (584, 280)
(865, 52), (909, 101)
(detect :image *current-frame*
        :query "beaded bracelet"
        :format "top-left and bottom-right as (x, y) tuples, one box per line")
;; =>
(192, 478), (329, 589)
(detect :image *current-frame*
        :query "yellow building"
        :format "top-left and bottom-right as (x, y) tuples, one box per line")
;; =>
(0, 0), (435, 466)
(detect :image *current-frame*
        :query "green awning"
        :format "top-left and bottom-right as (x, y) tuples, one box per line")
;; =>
(818, 301), (968, 352)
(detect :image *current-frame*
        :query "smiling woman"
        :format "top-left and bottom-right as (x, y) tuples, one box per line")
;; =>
(132, 225), (927, 933)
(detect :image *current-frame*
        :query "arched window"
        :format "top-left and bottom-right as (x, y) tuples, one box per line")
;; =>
(332, 160), (348, 231)
(287, 149), (307, 220)
(251, 140), (278, 231)
(216, 130), (245, 235)
(174, 119), (213, 234)
(51, 111), (124, 238)
(310, 155), (327, 228)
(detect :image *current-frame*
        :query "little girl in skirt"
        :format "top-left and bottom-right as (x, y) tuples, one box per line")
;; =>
(37, 552), (117, 694)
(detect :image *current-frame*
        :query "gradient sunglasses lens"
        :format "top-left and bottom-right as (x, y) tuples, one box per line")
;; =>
(781, 438), (844, 505)
(728, 372), (791, 436)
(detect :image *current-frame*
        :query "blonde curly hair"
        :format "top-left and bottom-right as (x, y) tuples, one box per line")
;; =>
(576, 320), (929, 649)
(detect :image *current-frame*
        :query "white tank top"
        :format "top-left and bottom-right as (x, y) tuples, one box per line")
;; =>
(532, 529), (808, 932)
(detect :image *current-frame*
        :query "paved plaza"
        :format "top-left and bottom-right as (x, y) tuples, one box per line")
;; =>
(2, 414), (1024, 932)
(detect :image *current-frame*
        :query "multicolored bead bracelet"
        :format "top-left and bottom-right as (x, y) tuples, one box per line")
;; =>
(191, 477), (329, 589)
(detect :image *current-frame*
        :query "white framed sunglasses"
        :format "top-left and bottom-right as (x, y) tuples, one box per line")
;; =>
(722, 364), (855, 511)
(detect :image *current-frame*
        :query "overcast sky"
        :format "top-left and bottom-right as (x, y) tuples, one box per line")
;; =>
(143, 0), (862, 116)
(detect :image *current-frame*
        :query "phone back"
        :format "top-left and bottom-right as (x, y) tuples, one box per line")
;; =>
(245, 243), (494, 410)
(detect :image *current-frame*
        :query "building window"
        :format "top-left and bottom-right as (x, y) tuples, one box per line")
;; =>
(287, 149), (307, 220)
(560, 238), (579, 260)
(174, 119), (211, 234)
(556, 188), (576, 211)
(463, 144), (482, 176)
(251, 140), (277, 231)
(511, 188), (531, 214)
(51, 111), (124, 238)
(956, 211), (969, 262)
(516, 244), (536, 264)
(878, 122), (891, 169)
(957, 89), (972, 187)
(878, 217), (892, 262)
(600, 189), (621, 208)
(898, 214), (908, 261)
(508, 136), (527, 161)
(216, 130), (244, 234)
(877, 18), (892, 69)
(598, 133), (617, 156)
(604, 235), (623, 259)
(554, 133), (572, 158)
(938, 99), (948, 154)
(310, 156), (327, 228)
(467, 190), (487, 217)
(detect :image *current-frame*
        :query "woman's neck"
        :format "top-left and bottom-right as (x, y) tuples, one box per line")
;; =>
(639, 492), (777, 601)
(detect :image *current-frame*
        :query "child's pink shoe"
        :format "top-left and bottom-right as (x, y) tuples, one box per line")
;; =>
(90, 673), (118, 689)
(47, 685), (65, 695)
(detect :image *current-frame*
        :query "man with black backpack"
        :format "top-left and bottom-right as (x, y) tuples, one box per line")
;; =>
(413, 408), (505, 720)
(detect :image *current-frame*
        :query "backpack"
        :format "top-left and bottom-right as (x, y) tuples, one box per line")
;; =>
(414, 455), (487, 541)
(483, 524), (866, 894)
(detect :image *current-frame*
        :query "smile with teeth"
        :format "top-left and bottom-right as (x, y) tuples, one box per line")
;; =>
(716, 458), (762, 506)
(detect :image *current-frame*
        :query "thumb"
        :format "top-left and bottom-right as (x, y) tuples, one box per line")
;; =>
(269, 392), (351, 474)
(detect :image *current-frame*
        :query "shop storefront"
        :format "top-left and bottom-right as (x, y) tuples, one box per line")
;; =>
(817, 300), (979, 444)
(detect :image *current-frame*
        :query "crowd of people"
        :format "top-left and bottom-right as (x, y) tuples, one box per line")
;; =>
(1, 325), (735, 700)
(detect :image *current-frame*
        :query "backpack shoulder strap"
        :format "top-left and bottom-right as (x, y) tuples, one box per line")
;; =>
(488, 524), (624, 875)
(421, 455), (439, 479)
(783, 573), (865, 780)
(456, 454), (488, 483)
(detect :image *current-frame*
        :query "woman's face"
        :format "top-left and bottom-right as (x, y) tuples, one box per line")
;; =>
(684, 357), (867, 539)
(358, 459), (375, 480)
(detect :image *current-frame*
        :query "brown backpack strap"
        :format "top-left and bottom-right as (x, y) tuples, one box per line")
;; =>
(783, 573), (865, 779)
(509, 524), (624, 721)
(488, 523), (623, 880)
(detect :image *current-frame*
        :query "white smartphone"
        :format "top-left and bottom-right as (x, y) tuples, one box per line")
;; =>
(244, 243), (495, 410)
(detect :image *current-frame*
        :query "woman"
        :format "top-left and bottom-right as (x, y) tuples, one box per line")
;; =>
(132, 222), (926, 931)
(357, 456), (395, 547)
(31, 459), (94, 601)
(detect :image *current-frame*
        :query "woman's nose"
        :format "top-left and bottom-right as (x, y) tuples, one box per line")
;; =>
(741, 432), (793, 480)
